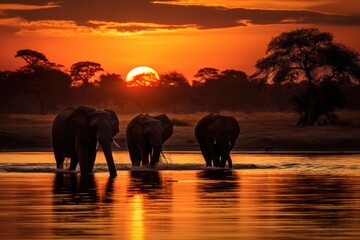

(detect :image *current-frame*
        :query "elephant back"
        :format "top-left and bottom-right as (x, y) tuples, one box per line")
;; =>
(213, 115), (240, 138)
(126, 114), (159, 141)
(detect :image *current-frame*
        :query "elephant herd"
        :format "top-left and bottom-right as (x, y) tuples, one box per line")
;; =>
(52, 106), (240, 177)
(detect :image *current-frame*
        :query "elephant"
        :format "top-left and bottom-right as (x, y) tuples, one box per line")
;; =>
(52, 106), (119, 177)
(126, 114), (173, 167)
(195, 113), (240, 168)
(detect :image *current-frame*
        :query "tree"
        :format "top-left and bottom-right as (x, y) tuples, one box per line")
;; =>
(126, 72), (159, 87)
(252, 28), (360, 126)
(157, 71), (191, 112)
(14, 49), (69, 114)
(15, 49), (63, 70)
(97, 73), (125, 107)
(291, 82), (344, 125)
(70, 61), (103, 87)
(15, 49), (50, 68)
(159, 71), (190, 87)
(218, 69), (247, 82)
(193, 67), (219, 86)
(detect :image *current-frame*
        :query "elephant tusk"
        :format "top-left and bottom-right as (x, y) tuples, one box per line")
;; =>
(151, 148), (154, 157)
(112, 140), (121, 149)
(96, 141), (99, 151)
(229, 141), (232, 147)
(214, 139), (217, 145)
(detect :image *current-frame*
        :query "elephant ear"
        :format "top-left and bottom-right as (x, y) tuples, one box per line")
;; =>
(127, 115), (148, 144)
(104, 109), (120, 137)
(227, 116), (240, 137)
(154, 114), (173, 143)
(66, 106), (95, 143)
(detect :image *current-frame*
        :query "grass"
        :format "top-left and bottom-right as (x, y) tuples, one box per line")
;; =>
(1, 111), (360, 151)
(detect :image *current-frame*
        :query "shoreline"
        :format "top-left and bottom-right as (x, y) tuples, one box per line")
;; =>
(1, 111), (360, 153)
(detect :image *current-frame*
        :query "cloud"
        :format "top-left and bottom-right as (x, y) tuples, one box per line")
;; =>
(0, 0), (359, 36)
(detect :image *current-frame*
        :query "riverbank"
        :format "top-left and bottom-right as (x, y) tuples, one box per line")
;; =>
(1, 111), (360, 151)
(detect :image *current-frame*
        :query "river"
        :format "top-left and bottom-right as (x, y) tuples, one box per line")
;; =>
(0, 152), (359, 239)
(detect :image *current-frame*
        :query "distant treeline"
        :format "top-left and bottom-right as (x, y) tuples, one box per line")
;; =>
(0, 49), (359, 114)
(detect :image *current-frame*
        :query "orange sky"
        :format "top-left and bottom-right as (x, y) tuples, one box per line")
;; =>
(0, 0), (359, 80)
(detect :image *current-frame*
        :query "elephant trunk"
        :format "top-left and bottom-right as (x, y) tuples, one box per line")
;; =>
(100, 140), (117, 177)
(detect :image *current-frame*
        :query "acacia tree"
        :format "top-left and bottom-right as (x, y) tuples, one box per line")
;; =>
(126, 72), (159, 87)
(193, 67), (219, 86)
(159, 71), (190, 87)
(15, 49), (50, 68)
(70, 61), (103, 105)
(70, 61), (103, 88)
(15, 49), (68, 114)
(252, 28), (360, 126)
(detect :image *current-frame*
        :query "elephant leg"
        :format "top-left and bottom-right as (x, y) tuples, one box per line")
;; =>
(142, 154), (149, 165)
(129, 149), (140, 167)
(227, 155), (232, 168)
(88, 147), (97, 172)
(213, 151), (221, 167)
(140, 147), (149, 166)
(219, 156), (226, 168)
(200, 146), (212, 167)
(77, 143), (90, 175)
(69, 155), (78, 170)
(53, 143), (64, 169)
(220, 155), (232, 168)
(55, 156), (64, 169)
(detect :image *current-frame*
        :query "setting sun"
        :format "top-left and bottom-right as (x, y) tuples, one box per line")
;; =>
(126, 66), (160, 87)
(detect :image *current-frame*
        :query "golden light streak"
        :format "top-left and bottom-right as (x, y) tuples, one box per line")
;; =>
(153, 0), (360, 15)
(0, 3), (60, 10)
(0, 17), (197, 37)
(152, 0), (332, 10)
(130, 194), (144, 240)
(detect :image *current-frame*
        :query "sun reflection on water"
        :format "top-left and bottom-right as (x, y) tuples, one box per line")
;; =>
(130, 194), (144, 240)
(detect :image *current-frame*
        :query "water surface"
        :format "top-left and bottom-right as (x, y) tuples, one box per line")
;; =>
(0, 152), (359, 239)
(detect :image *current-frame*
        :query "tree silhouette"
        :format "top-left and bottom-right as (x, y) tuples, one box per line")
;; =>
(15, 49), (50, 68)
(252, 28), (360, 126)
(15, 49), (63, 71)
(14, 49), (69, 114)
(193, 67), (219, 86)
(70, 61), (103, 88)
(291, 82), (344, 125)
(159, 71), (190, 87)
(157, 71), (191, 112)
(126, 72), (159, 87)
(97, 73), (125, 107)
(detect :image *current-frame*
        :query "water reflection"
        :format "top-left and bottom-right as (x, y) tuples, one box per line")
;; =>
(53, 174), (99, 203)
(1, 152), (360, 240)
(196, 170), (240, 237)
(272, 175), (360, 239)
(128, 171), (162, 196)
(197, 170), (239, 198)
(52, 174), (114, 238)
(127, 171), (173, 239)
